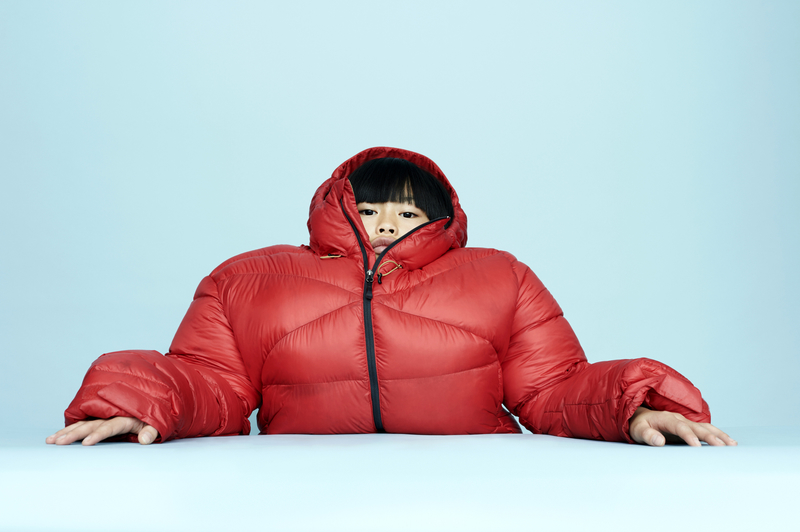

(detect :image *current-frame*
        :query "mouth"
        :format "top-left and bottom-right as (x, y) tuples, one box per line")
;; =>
(370, 237), (395, 254)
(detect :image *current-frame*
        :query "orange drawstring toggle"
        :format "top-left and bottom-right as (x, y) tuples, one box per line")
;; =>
(376, 260), (403, 284)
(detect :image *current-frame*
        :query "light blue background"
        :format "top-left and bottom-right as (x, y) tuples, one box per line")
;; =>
(1, 1), (798, 435)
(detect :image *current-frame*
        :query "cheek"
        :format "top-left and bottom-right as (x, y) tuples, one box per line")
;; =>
(399, 219), (423, 236)
(359, 215), (375, 233)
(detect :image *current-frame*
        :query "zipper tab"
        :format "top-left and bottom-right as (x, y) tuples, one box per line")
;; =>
(365, 270), (374, 300)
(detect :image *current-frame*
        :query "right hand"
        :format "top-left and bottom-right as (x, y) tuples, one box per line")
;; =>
(629, 407), (736, 447)
(46, 417), (160, 446)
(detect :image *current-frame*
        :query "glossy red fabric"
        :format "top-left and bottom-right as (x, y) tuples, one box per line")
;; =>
(65, 147), (710, 442)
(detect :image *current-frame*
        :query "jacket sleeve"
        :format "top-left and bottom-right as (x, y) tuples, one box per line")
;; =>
(500, 260), (710, 443)
(64, 275), (261, 442)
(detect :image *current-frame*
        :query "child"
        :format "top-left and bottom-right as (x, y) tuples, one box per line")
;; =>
(47, 147), (736, 447)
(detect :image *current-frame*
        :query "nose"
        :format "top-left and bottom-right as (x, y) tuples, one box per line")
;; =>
(377, 214), (397, 235)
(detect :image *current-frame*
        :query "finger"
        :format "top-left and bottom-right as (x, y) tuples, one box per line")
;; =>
(669, 421), (722, 446)
(672, 420), (702, 447)
(698, 423), (738, 446)
(643, 413), (701, 446)
(81, 417), (137, 446)
(53, 420), (106, 445)
(694, 425), (726, 446)
(52, 420), (105, 445)
(628, 409), (656, 445)
(641, 427), (666, 447)
(704, 424), (737, 445)
(47, 420), (99, 443)
(664, 419), (736, 447)
(46, 421), (88, 444)
(137, 425), (159, 445)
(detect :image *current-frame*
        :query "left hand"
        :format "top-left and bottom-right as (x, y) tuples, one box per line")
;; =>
(46, 417), (159, 446)
(629, 407), (737, 447)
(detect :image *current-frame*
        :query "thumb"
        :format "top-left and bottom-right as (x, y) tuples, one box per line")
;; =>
(138, 425), (159, 445)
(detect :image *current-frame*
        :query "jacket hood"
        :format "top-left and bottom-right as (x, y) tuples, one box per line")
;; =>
(307, 147), (468, 269)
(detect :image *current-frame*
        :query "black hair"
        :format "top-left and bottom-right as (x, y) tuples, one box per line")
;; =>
(348, 157), (454, 222)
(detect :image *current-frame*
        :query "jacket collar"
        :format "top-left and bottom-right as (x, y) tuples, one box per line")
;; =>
(307, 147), (468, 270)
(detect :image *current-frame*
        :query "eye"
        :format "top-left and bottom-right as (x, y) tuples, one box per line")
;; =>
(400, 212), (417, 218)
(359, 209), (376, 216)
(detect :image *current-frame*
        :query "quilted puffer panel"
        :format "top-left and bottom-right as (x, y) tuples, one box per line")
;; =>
(380, 361), (505, 434)
(260, 379), (374, 434)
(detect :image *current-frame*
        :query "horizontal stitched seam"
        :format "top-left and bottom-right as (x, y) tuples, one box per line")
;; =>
(264, 377), (366, 387)
(371, 300), (492, 345)
(212, 248), (309, 276)
(220, 252), (507, 300)
(267, 301), (361, 359)
(512, 313), (562, 336)
(402, 250), (505, 285)
(381, 360), (496, 383)
(220, 271), (361, 298)
(91, 368), (172, 392)
(543, 399), (615, 413)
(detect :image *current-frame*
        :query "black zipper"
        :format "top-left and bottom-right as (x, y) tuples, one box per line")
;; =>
(339, 199), (445, 433)
(372, 216), (444, 270)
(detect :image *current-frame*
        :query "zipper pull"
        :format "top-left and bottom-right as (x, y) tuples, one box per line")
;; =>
(365, 270), (374, 300)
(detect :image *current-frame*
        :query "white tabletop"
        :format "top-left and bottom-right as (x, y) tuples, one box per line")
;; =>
(1, 426), (796, 531)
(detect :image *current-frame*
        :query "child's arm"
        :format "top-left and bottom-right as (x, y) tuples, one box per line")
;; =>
(51, 275), (261, 444)
(501, 258), (734, 445)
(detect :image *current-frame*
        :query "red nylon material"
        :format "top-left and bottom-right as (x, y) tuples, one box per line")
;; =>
(65, 147), (710, 440)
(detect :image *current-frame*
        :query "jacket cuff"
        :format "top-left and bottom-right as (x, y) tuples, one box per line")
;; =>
(617, 358), (710, 443)
(64, 350), (183, 442)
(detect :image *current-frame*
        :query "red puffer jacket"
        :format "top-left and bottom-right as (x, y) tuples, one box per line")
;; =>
(65, 147), (710, 442)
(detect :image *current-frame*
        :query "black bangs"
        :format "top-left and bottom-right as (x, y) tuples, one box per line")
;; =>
(348, 157), (454, 222)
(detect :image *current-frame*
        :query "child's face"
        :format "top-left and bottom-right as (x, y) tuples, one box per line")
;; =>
(357, 201), (430, 254)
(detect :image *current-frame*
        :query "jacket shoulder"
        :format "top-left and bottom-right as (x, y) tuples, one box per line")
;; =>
(209, 245), (313, 279)
(436, 247), (546, 295)
(418, 247), (528, 290)
(439, 246), (521, 269)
